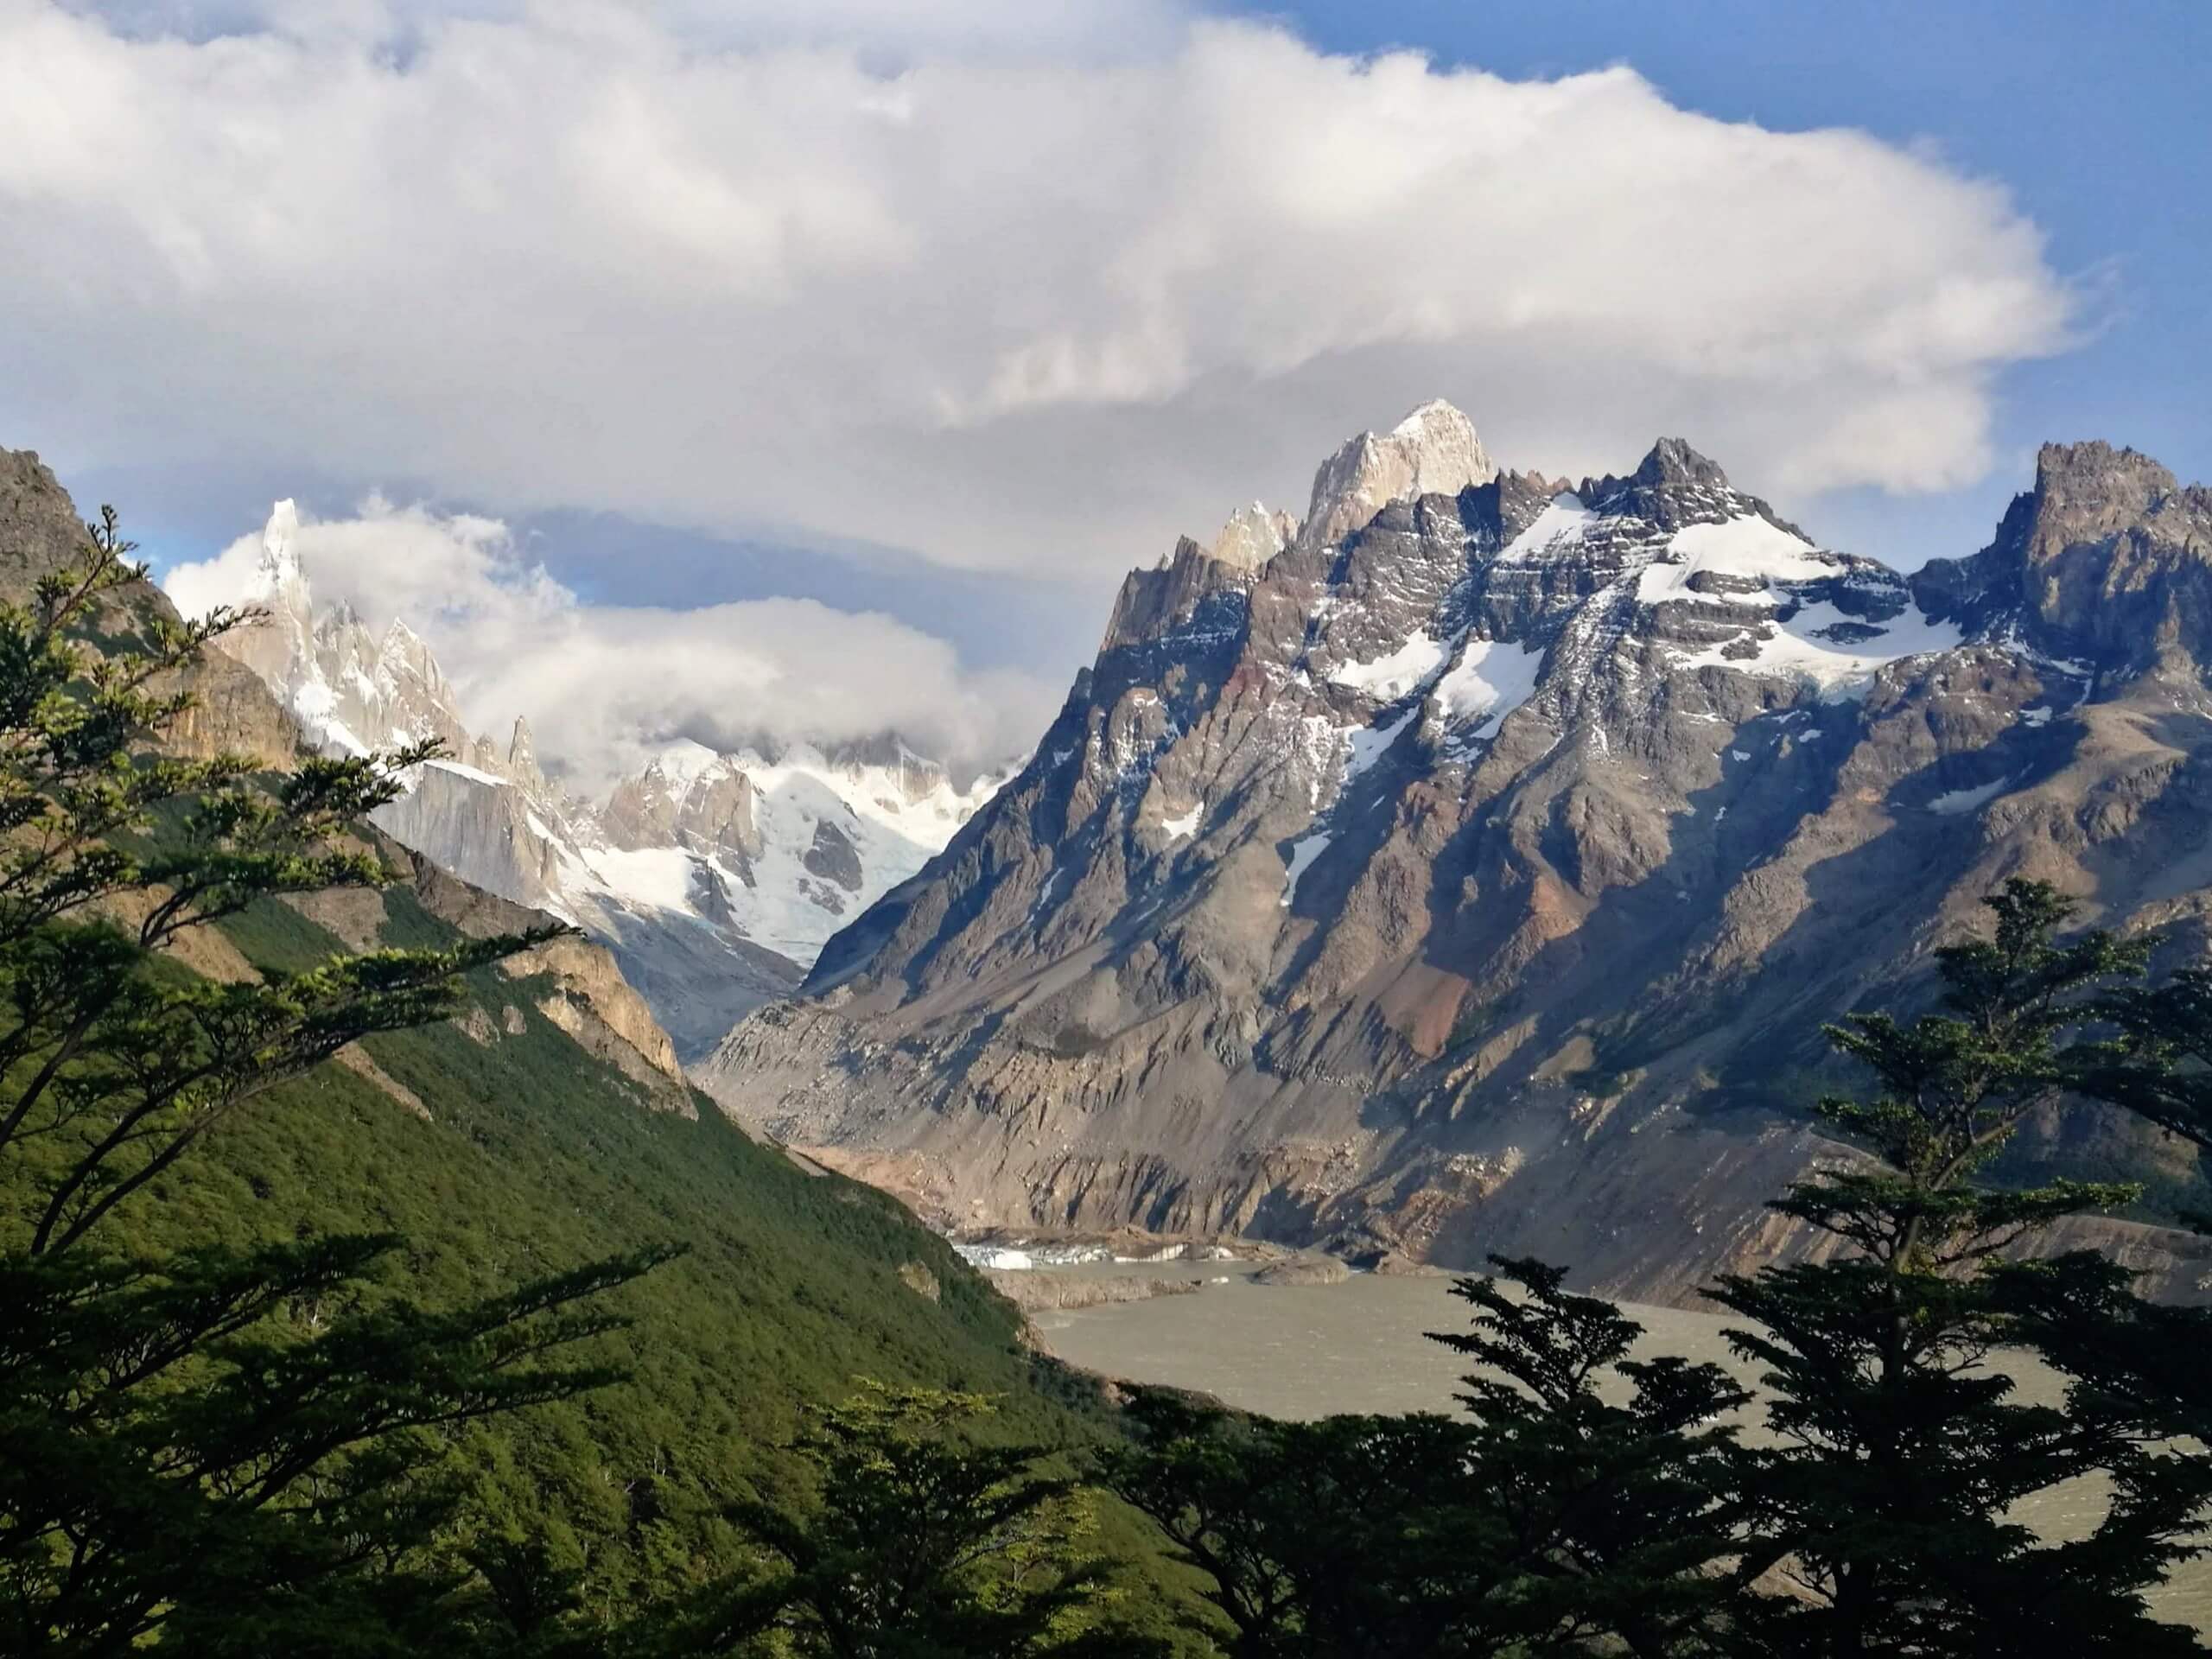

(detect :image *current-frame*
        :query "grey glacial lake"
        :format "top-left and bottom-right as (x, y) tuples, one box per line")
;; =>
(1032, 1259), (2211, 1630)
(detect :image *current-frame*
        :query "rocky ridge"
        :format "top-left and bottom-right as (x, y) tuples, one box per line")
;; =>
(699, 405), (2212, 1305)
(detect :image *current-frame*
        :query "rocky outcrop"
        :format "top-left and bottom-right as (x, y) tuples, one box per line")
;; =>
(403, 844), (695, 1114)
(700, 404), (2212, 1307)
(1, 447), (297, 767)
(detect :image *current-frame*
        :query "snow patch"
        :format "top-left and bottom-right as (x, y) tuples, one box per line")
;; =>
(1432, 638), (1546, 740)
(1929, 777), (2012, 817)
(1328, 631), (1449, 699)
(1675, 600), (1963, 698)
(1496, 493), (1596, 563)
(582, 845), (702, 913)
(1634, 514), (1834, 603)
(1160, 804), (1201, 842)
(1281, 831), (1332, 908)
(1344, 707), (1419, 781)
(424, 758), (508, 788)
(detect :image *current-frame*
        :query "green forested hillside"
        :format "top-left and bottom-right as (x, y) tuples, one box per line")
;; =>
(0, 872), (1179, 1638)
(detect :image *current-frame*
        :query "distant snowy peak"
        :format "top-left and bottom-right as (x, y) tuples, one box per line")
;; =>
(203, 501), (1014, 1057)
(213, 501), (476, 762)
(245, 498), (309, 606)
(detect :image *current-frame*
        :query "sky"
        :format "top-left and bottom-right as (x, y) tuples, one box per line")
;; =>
(4, 0), (2204, 786)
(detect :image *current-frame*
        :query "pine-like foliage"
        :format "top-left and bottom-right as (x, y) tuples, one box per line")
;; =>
(2079, 965), (2212, 1159)
(680, 1382), (1145, 1658)
(1710, 880), (2212, 1656)
(1099, 1258), (1745, 1657)
(0, 514), (668, 1655)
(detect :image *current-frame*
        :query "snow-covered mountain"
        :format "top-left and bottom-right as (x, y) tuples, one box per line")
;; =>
(698, 402), (2212, 1302)
(205, 505), (1006, 1057)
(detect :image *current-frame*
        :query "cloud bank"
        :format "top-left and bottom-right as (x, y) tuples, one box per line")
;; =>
(162, 499), (1052, 785)
(6, 2), (2071, 581)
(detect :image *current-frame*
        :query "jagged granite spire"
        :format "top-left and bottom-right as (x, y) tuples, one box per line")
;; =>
(507, 715), (546, 791)
(1295, 399), (1495, 553)
(1208, 501), (1294, 571)
(1631, 437), (1731, 491)
(223, 499), (318, 693)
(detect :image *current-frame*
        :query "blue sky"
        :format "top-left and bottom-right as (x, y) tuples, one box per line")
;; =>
(10, 0), (2203, 774)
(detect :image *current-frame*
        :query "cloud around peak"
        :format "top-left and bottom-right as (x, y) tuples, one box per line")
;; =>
(4, 3), (2072, 582)
(161, 498), (1052, 788)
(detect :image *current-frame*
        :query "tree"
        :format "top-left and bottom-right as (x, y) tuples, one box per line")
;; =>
(1102, 1259), (1746, 1658)
(1102, 1396), (1489, 1656)
(0, 512), (670, 1654)
(2076, 964), (2212, 1158)
(690, 1382), (1138, 1658)
(1433, 1259), (1749, 1656)
(1707, 880), (2212, 1656)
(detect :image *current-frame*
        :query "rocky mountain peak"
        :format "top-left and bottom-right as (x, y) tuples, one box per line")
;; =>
(1102, 532), (1258, 652)
(1915, 441), (2212, 672)
(196, 525), (995, 1055)
(704, 415), (2212, 1306)
(2033, 439), (2181, 511)
(1207, 501), (1293, 571)
(1295, 398), (1496, 553)
(506, 715), (546, 792)
(1630, 436), (1731, 491)
(223, 499), (318, 693)
(379, 615), (432, 666)
(253, 499), (306, 592)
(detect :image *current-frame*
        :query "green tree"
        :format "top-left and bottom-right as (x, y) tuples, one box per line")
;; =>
(0, 512), (667, 1655)
(2077, 963), (2212, 1159)
(1102, 1259), (1746, 1657)
(686, 1382), (1138, 1658)
(1102, 1397), (1486, 1656)
(1709, 880), (2212, 1656)
(1433, 1260), (1749, 1656)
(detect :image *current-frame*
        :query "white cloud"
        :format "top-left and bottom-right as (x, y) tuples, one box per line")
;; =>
(4, 3), (2071, 580)
(162, 499), (1052, 785)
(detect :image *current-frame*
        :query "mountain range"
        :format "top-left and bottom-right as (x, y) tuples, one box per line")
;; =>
(207, 503), (1002, 1058)
(694, 401), (2212, 1303)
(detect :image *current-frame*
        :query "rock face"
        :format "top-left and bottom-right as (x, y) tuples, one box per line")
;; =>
(0, 448), (296, 766)
(403, 848), (695, 1115)
(698, 405), (2212, 1306)
(197, 504), (1006, 1060)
